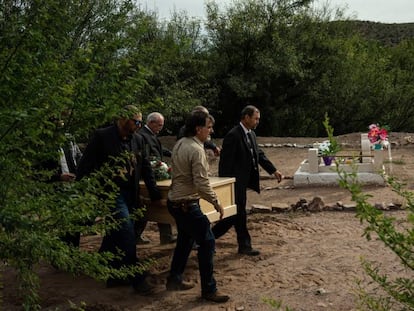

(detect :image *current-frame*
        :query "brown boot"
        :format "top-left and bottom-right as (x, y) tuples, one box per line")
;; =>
(202, 291), (230, 303)
(132, 280), (155, 296)
(166, 280), (194, 291)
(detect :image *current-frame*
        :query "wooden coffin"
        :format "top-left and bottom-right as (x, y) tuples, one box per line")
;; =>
(139, 177), (237, 224)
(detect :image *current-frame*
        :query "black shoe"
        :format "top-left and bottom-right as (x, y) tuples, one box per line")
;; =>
(160, 236), (177, 245)
(133, 280), (155, 295)
(106, 278), (130, 288)
(136, 236), (151, 245)
(202, 291), (230, 303)
(238, 248), (260, 256)
(166, 280), (194, 291)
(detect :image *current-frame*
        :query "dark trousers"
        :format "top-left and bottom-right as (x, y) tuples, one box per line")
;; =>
(211, 186), (252, 251)
(158, 223), (175, 242)
(167, 200), (217, 294)
(135, 220), (174, 242)
(99, 189), (146, 286)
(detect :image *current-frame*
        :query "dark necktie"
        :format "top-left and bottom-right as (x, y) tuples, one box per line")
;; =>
(246, 132), (253, 149)
(246, 132), (257, 169)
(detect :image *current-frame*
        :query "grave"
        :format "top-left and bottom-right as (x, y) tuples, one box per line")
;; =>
(293, 133), (387, 187)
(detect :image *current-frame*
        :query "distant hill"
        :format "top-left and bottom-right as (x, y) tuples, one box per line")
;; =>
(349, 21), (414, 46)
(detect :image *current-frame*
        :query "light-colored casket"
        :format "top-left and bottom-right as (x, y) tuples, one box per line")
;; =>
(139, 177), (237, 224)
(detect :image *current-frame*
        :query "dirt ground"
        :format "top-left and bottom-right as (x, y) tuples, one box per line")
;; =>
(3, 133), (414, 311)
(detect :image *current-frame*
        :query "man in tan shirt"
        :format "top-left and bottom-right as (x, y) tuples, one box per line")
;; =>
(166, 110), (229, 303)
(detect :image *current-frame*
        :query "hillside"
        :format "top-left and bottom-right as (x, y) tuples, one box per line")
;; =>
(349, 20), (414, 45)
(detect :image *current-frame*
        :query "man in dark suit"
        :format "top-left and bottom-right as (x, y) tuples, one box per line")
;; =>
(140, 112), (172, 159)
(76, 105), (162, 294)
(212, 105), (283, 256)
(177, 106), (221, 156)
(137, 112), (176, 245)
(41, 116), (83, 248)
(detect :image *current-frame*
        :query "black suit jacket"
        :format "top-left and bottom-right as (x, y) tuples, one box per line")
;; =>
(139, 126), (171, 160)
(42, 137), (82, 182)
(77, 124), (161, 203)
(218, 124), (276, 193)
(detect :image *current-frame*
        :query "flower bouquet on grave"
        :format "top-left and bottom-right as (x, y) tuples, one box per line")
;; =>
(318, 141), (337, 165)
(368, 123), (389, 150)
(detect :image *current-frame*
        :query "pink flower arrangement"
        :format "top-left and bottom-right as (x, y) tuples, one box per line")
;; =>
(368, 124), (388, 144)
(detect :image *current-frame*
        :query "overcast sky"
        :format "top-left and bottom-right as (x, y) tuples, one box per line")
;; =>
(140, 0), (414, 23)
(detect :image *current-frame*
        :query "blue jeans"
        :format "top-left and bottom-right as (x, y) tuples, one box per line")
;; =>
(167, 200), (217, 294)
(99, 189), (146, 286)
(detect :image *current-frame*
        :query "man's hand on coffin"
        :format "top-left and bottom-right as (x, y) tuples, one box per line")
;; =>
(214, 203), (224, 220)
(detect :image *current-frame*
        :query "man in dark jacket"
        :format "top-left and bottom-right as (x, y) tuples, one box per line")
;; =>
(137, 112), (176, 245)
(211, 105), (283, 256)
(76, 105), (162, 294)
(41, 117), (83, 248)
(177, 106), (221, 156)
(140, 112), (171, 159)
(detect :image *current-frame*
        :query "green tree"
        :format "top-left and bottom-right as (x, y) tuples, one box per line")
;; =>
(385, 39), (414, 132)
(0, 0), (154, 308)
(205, 0), (314, 136)
(204, 0), (414, 137)
(125, 10), (217, 133)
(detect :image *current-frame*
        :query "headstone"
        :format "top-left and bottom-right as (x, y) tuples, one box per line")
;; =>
(361, 133), (371, 163)
(308, 148), (319, 173)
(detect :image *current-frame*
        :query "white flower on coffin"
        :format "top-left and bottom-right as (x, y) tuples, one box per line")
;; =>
(150, 159), (172, 181)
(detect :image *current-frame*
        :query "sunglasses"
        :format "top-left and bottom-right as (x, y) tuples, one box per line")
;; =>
(133, 119), (143, 127)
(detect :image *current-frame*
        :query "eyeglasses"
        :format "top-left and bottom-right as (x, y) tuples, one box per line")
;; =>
(132, 119), (142, 127)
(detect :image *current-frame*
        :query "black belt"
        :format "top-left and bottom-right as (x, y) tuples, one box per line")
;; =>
(169, 199), (199, 212)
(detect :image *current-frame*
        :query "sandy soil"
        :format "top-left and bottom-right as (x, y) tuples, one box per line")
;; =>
(2, 133), (414, 310)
